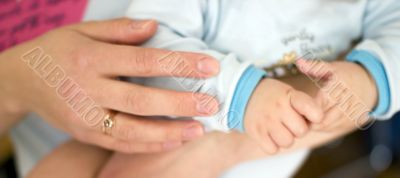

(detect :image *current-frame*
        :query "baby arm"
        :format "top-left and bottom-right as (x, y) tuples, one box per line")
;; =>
(244, 78), (323, 153)
(126, 0), (265, 132)
(126, 0), (325, 153)
(344, 0), (400, 120)
(27, 72), (359, 178)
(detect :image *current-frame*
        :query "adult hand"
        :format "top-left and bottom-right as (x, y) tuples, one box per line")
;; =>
(0, 18), (220, 153)
(296, 59), (378, 131)
(91, 66), (375, 178)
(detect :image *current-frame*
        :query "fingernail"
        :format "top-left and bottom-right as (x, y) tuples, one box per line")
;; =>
(163, 141), (182, 150)
(197, 57), (219, 75)
(183, 124), (204, 140)
(131, 20), (154, 30)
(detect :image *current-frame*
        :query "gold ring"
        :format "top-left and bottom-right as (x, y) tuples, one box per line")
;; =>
(102, 111), (116, 135)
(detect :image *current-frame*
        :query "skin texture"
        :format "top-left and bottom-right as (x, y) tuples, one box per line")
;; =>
(99, 61), (378, 178)
(295, 59), (378, 132)
(28, 140), (111, 178)
(0, 18), (222, 153)
(244, 78), (324, 153)
(28, 60), (379, 178)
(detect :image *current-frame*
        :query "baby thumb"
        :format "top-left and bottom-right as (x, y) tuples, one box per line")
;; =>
(290, 89), (324, 123)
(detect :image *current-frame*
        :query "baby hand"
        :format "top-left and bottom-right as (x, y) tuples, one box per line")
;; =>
(244, 78), (324, 154)
(295, 59), (375, 131)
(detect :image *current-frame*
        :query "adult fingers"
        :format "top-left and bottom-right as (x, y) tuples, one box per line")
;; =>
(289, 90), (324, 123)
(109, 113), (205, 142)
(92, 80), (219, 117)
(91, 44), (220, 78)
(70, 18), (158, 44)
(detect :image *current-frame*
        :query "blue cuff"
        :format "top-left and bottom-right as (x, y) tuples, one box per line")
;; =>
(228, 65), (267, 132)
(346, 50), (391, 116)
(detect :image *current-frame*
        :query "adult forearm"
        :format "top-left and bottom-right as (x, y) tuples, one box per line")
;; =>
(28, 140), (111, 178)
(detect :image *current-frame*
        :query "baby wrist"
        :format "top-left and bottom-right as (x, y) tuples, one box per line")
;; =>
(227, 65), (266, 132)
(346, 50), (390, 116)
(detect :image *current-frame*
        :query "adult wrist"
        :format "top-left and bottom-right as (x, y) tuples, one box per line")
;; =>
(0, 47), (31, 117)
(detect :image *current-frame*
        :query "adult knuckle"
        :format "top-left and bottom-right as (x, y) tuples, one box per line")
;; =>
(93, 85), (108, 102)
(170, 54), (190, 75)
(124, 91), (148, 114)
(157, 51), (182, 74)
(132, 48), (154, 75)
(124, 91), (138, 109)
(71, 45), (92, 70)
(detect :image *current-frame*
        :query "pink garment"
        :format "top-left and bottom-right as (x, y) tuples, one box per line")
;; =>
(0, 0), (88, 51)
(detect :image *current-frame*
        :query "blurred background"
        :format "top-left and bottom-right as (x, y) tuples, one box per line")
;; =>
(296, 112), (400, 178)
(1, 113), (399, 178)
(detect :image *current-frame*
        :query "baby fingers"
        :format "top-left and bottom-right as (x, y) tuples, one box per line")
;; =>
(282, 111), (309, 137)
(269, 122), (294, 148)
(289, 90), (324, 123)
